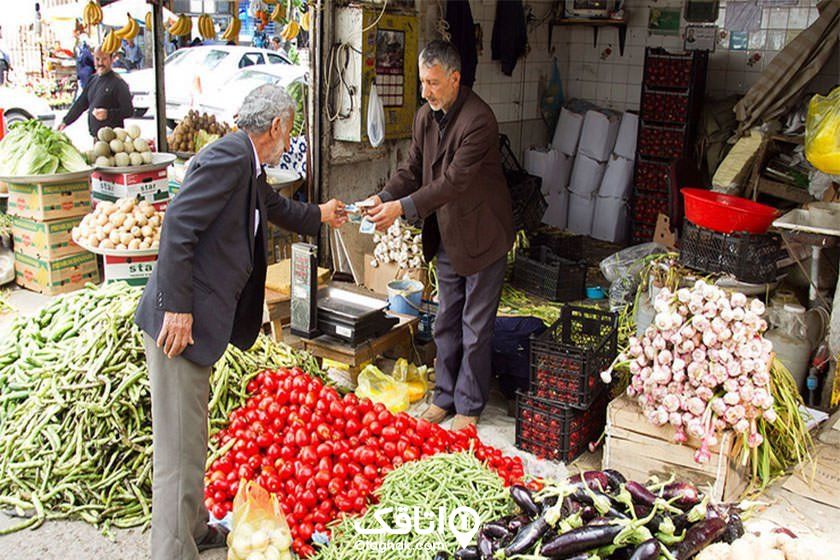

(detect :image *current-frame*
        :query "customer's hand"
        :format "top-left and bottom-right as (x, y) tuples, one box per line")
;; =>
(157, 312), (194, 358)
(361, 195), (383, 211)
(319, 199), (348, 228)
(369, 200), (402, 231)
(56, 123), (66, 132)
(92, 108), (108, 121)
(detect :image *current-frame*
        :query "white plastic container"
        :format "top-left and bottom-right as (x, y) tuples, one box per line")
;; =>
(567, 191), (596, 235)
(542, 189), (569, 230)
(591, 195), (629, 243)
(598, 155), (635, 199)
(552, 108), (585, 156)
(765, 303), (811, 391)
(578, 110), (621, 162)
(614, 112), (639, 160)
(569, 154), (607, 196)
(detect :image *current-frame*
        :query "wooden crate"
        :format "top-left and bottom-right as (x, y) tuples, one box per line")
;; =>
(603, 395), (748, 502)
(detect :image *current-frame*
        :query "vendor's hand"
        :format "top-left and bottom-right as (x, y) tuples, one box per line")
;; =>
(157, 312), (194, 358)
(92, 108), (108, 121)
(320, 198), (348, 228)
(56, 123), (66, 132)
(362, 195), (383, 211)
(369, 200), (403, 231)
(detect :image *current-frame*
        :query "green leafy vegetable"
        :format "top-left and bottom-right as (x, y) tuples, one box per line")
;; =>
(0, 119), (90, 176)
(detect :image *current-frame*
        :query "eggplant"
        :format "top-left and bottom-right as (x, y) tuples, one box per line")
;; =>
(629, 538), (661, 560)
(674, 518), (727, 560)
(720, 512), (744, 544)
(510, 484), (540, 518)
(433, 553), (451, 560)
(569, 470), (610, 491)
(482, 522), (512, 541)
(625, 481), (659, 508)
(506, 515), (530, 533)
(671, 513), (689, 532)
(541, 494), (560, 512)
(560, 496), (580, 518)
(540, 523), (624, 558)
(477, 530), (495, 559)
(603, 469), (627, 490)
(662, 482), (701, 509)
(454, 545), (480, 560)
(503, 517), (550, 556)
(580, 505), (597, 523)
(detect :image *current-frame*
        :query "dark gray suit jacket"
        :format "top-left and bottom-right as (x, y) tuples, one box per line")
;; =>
(135, 130), (321, 367)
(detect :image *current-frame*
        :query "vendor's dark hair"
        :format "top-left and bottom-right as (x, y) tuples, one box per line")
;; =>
(419, 40), (461, 74)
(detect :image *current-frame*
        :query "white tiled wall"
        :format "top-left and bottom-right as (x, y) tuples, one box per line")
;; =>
(556, 0), (839, 111)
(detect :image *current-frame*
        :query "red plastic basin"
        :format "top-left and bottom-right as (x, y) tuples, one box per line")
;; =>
(681, 188), (780, 234)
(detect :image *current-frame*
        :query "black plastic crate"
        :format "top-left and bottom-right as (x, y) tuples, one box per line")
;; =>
(508, 172), (547, 234)
(512, 245), (586, 302)
(679, 220), (781, 284)
(530, 306), (618, 409)
(531, 228), (585, 261)
(515, 391), (607, 463)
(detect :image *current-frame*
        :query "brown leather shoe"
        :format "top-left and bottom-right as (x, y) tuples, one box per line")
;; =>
(196, 524), (229, 552)
(451, 414), (479, 431)
(420, 404), (451, 424)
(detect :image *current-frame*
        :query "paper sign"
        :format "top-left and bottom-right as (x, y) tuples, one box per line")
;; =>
(684, 25), (718, 51)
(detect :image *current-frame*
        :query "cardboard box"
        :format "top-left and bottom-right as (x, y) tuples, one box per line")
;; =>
(91, 168), (170, 205)
(103, 253), (157, 286)
(603, 395), (748, 502)
(592, 195), (629, 244)
(363, 253), (426, 296)
(552, 108), (585, 156)
(569, 154), (607, 196)
(578, 110), (621, 163)
(15, 250), (100, 295)
(597, 155), (635, 199)
(6, 180), (91, 221)
(12, 215), (83, 260)
(783, 443), (840, 510)
(567, 191), (596, 235)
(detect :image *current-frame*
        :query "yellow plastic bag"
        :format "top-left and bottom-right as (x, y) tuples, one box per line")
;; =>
(355, 364), (410, 413)
(806, 86), (840, 175)
(227, 480), (292, 560)
(392, 358), (429, 402)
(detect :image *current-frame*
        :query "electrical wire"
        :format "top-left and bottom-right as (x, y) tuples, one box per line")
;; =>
(361, 0), (389, 33)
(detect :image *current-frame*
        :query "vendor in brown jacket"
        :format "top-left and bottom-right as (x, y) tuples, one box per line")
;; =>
(367, 40), (514, 429)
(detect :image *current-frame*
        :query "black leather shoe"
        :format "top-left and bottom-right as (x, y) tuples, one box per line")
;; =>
(197, 525), (229, 552)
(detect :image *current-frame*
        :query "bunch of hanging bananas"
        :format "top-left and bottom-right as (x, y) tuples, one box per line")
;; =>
(168, 14), (192, 37)
(100, 30), (121, 54)
(270, 2), (286, 23)
(115, 13), (140, 41)
(301, 7), (312, 32)
(197, 14), (216, 40)
(221, 16), (241, 42)
(82, 0), (103, 27)
(280, 20), (300, 41)
(145, 11), (152, 30)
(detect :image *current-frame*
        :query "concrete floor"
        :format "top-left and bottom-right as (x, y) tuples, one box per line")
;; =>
(1, 286), (839, 558)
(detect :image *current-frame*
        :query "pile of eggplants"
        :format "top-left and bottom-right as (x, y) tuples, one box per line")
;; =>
(435, 469), (745, 560)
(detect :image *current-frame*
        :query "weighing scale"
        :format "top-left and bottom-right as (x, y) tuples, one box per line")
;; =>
(290, 242), (319, 338)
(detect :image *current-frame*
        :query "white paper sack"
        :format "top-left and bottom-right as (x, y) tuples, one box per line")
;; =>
(552, 108), (585, 156)
(567, 191), (596, 235)
(613, 112), (639, 160)
(578, 110), (621, 162)
(569, 154), (607, 196)
(598, 155), (635, 199)
(542, 189), (570, 230)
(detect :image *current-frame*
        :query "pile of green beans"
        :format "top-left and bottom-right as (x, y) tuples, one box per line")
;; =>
(498, 285), (564, 327)
(0, 282), (321, 534)
(315, 453), (513, 560)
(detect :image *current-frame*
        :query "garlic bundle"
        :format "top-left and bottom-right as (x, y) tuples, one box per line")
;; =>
(371, 219), (423, 270)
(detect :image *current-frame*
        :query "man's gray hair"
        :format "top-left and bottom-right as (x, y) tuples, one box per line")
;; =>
(236, 84), (294, 133)
(419, 40), (461, 74)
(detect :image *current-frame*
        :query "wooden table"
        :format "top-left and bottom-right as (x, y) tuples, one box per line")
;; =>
(264, 288), (291, 340)
(298, 313), (420, 376)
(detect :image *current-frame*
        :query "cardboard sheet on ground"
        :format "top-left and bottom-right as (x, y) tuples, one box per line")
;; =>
(783, 443), (840, 510)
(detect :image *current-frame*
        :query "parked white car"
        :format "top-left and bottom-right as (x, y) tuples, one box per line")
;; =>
(195, 63), (308, 125)
(123, 45), (297, 121)
(0, 87), (55, 128)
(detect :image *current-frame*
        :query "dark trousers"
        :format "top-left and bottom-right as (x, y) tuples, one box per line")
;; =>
(433, 248), (507, 416)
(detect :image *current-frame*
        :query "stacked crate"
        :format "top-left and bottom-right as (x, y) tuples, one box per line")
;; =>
(7, 179), (99, 294)
(631, 48), (708, 244)
(515, 306), (617, 463)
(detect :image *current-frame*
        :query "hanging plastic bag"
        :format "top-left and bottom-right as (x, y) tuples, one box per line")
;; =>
(391, 358), (430, 402)
(355, 364), (409, 412)
(227, 481), (292, 560)
(367, 82), (386, 148)
(805, 86), (840, 175)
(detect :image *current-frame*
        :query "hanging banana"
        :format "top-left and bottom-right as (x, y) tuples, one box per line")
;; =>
(145, 11), (153, 31)
(82, 0), (103, 27)
(221, 16), (242, 42)
(100, 31), (121, 55)
(198, 14), (216, 40)
(115, 13), (140, 41)
(281, 20), (300, 42)
(270, 2), (286, 24)
(168, 14), (192, 37)
(300, 8), (312, 32)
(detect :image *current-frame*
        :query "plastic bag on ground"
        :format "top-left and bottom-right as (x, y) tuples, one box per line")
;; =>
(391, 358), (429, 402)
(806, 86), (840, 175)
(355, 364), (410, 412)
(227, 481), (292, 560)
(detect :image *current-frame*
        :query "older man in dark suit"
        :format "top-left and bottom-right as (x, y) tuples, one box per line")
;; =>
(367, 41), (514, 430)
(135, 84), (345, 560)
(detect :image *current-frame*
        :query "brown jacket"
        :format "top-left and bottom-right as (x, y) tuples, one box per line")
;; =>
(380, 87), (514, 277)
